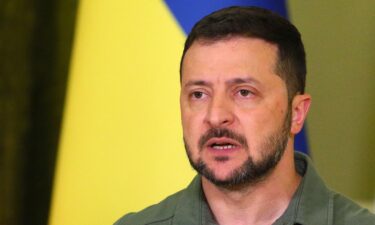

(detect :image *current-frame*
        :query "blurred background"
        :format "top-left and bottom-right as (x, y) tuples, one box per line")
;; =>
(0, 1), (374, 225)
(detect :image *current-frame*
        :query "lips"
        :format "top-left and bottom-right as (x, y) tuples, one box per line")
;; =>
(205, 137), (241, 151)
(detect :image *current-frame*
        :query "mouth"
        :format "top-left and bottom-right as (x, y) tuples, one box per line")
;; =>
(205, 138), (241, 151)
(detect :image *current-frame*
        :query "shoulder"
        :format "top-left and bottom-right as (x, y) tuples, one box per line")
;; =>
(293, 152), (375, 225)
(331, 191), (375, 224)
(113, 189), (185, 225)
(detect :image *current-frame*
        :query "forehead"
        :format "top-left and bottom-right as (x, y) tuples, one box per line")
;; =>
(181, 37), (280, 85)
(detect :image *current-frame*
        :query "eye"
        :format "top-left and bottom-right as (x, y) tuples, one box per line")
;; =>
(238, 89), (252, 97)
(191, 91), (206, 99)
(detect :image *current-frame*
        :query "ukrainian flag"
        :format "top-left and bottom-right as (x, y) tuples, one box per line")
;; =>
(49, 1), (308, 225)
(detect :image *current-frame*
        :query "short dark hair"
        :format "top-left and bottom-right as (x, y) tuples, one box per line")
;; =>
(180, 6), (306, 100)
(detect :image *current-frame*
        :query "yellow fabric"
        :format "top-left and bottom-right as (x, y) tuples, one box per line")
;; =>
(49, 1), (194, 225)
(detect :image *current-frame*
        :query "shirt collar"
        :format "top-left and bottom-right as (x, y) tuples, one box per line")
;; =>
(293, 152), (333, 225)
(173, 152), (333, 225)
(173, 175), (204, 225)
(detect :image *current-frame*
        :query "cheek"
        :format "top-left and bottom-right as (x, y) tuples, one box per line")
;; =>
(240, 113), (266, 145)
(237, 104), (283, 149)
(262, 99), (288, 126)
(181, 108), (205, 143)
(181, 114), (205, 160)
(181, 98), (207, 129)
(238, 107), (273, 133)
(180, 99), (191, 131)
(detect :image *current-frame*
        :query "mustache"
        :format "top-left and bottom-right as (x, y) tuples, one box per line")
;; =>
(198, 128), (248, 150)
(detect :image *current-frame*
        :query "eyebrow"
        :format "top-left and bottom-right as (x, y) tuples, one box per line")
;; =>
(183, 77), (260, 88)
(183, 80), (212, 88)
(226, 77), (260, 85)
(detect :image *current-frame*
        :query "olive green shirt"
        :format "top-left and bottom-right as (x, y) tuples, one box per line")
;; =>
(115, 152), (375, 225)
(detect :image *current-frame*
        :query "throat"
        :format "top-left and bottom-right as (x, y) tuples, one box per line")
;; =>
(201, 169), (302, 225)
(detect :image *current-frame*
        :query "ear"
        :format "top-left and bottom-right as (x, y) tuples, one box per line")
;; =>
(290, 94), (311, 134)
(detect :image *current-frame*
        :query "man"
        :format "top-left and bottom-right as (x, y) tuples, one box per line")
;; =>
(115, 6), (375, 225)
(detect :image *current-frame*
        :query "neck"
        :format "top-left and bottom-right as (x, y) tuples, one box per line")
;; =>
(202, 148), (300, 225)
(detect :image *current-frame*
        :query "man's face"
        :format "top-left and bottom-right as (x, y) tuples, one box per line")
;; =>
(180, 37), (292, 188)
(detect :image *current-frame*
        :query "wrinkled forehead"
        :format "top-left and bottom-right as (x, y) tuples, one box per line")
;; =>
(182, 36), (279, 72)
(181, 36), (279, 82)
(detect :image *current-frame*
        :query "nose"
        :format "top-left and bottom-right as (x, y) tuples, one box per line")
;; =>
(204, 95), (234, 127)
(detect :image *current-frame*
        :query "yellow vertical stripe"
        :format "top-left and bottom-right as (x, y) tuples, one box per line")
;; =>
(49, 1), (194, 224)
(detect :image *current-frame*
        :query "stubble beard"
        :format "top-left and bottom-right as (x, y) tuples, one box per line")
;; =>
(184, 108), (291, 190)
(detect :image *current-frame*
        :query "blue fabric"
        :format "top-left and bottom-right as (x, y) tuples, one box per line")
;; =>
(164, 0), (287, 34)
(164, 0), (309, 154)
(295, 125), (309, 154)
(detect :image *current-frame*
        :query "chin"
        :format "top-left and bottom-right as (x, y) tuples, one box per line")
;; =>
(206, 168), (233, 181)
